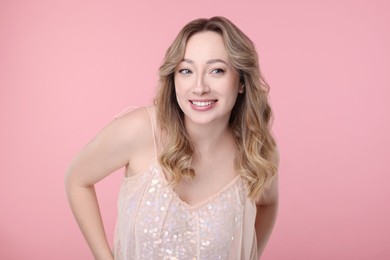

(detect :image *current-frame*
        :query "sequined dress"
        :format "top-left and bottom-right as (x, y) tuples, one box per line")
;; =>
(113, 107), (259, 259)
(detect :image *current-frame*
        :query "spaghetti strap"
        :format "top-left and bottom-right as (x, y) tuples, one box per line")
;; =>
(114, 106), (138, 119)
(146, 106), (158, 159)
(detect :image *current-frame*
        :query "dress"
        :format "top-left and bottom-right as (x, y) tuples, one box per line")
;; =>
(113, 107), (259, 260)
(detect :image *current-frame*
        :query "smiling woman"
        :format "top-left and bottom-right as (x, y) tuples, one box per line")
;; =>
(65, 16), (279, 260)
(174, 31), (242, 124)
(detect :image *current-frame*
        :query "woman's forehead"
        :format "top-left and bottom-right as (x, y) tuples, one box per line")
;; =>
(183, 31), (229, 63)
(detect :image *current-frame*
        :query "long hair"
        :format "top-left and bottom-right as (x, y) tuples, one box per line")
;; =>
(154, 16), (278, 201)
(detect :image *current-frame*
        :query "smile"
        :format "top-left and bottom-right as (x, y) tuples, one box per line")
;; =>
(190, 100), (217, 107)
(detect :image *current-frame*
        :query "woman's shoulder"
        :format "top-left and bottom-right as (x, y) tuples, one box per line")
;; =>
(110, 105), (157, 174)
(114, 105), (151, 122)
(111, 105), (155, 140)
(90, 105), (155, 155)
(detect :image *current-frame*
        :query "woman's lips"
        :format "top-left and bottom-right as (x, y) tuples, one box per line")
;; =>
(189, 99), (218, 111)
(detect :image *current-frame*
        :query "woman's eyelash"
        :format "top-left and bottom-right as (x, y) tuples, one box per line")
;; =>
(178, 68), (225, 74)
(211, 68), (225, 74)
(179, 69), (192, 74)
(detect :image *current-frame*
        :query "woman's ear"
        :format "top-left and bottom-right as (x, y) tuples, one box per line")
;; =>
(238, 84), (245, 93)
(239, 71), (245, 93)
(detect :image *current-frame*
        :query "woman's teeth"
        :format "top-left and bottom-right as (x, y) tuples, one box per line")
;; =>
(191, 101), (215, 107)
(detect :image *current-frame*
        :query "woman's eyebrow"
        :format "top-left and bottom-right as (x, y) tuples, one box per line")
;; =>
(181, 58), (194, 64)
(181, 58), (228, 65)
(206, 59), (228, 65)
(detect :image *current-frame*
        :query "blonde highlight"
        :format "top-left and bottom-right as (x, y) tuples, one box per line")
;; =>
(154, 16), (278, 201)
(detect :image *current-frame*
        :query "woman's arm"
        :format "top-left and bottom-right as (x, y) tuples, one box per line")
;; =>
(65, 180), (114, 260)
(255, 173), (279, 257)
(65, 108), (150, 260)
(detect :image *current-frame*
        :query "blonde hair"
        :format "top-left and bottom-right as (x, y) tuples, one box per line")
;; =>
(154, 16), (278, 201)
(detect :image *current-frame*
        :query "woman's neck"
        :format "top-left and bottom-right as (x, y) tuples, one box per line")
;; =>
(185, 119), (234, 154)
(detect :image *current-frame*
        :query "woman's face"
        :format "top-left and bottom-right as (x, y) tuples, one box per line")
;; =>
(174, 31), (243, 127)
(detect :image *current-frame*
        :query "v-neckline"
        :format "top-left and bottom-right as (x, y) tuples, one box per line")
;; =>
(152, 163), (241, 210)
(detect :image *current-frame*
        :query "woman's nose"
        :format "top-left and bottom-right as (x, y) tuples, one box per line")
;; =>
(192, 75), (209, 95)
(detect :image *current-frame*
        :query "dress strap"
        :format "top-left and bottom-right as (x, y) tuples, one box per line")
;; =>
(146, 106), (158, 159)
(114, 106), (138, 119)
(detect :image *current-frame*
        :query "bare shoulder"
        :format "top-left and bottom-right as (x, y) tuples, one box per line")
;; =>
(107, 106), (154, 150)
(81, 105), (154, 166)
(66, 106), (155, 185)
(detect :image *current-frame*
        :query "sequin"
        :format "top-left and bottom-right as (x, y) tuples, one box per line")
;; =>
(201, 240), (210, 246)
(114, 164), (256, 260)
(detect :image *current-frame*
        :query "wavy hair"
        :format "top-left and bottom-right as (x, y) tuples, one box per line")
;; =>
(154, 16), (278, 201)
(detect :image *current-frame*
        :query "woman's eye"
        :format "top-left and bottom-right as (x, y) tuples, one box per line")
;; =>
(178, 69), (192, 75)
(211, 68), (225, 74)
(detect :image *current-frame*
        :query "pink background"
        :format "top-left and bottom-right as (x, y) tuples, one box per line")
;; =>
(1, 0), (389, 259)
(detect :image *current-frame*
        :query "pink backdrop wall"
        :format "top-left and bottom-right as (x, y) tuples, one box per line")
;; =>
(1, 0), (389, 259)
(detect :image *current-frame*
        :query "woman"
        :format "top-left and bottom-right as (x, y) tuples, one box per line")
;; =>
(65, 16), (279, 260)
